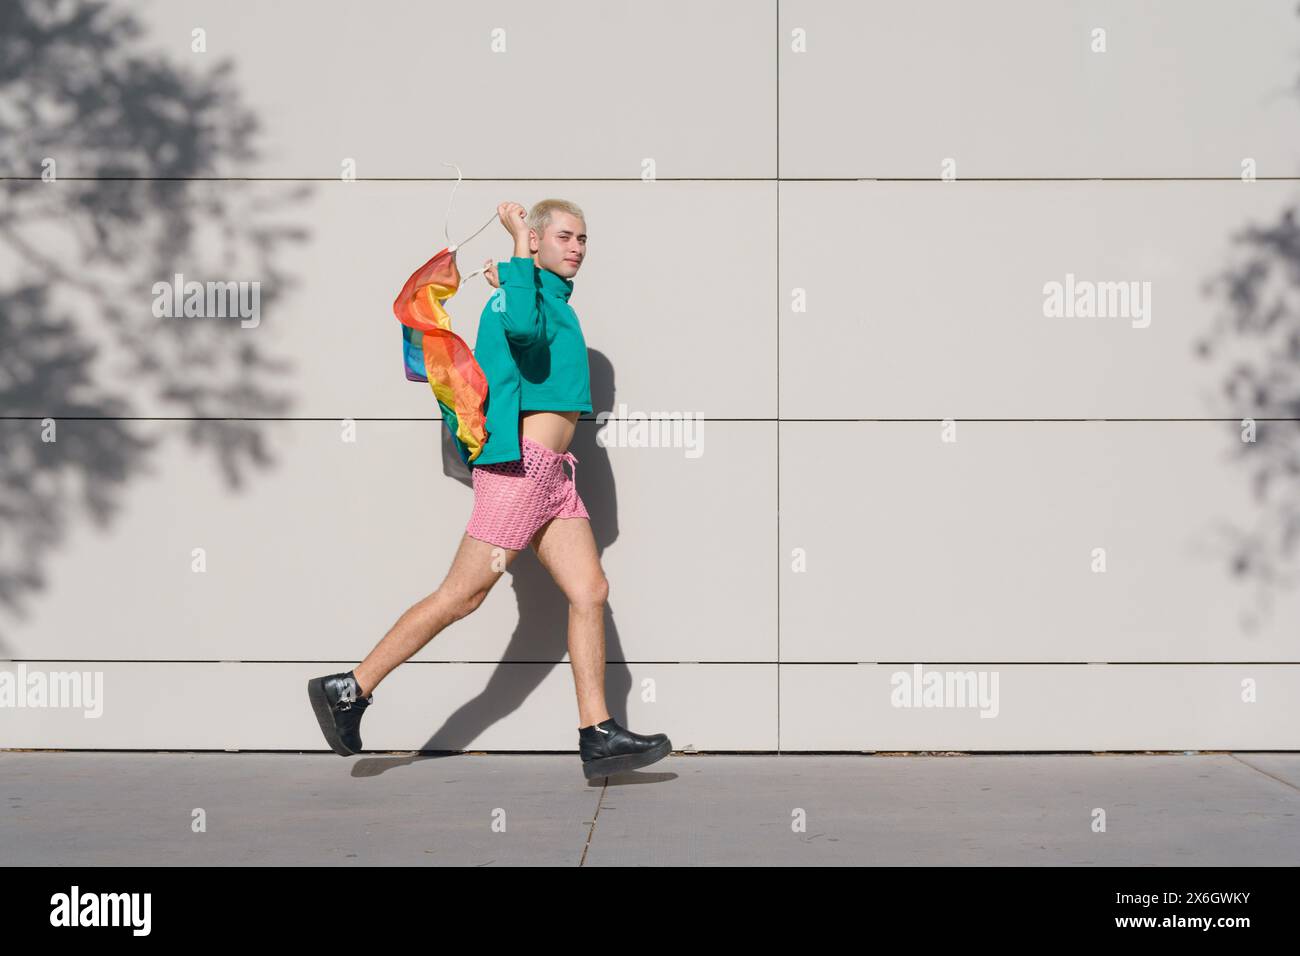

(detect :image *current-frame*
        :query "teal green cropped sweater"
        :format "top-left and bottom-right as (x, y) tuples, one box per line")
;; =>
(470, 257), (593, 467)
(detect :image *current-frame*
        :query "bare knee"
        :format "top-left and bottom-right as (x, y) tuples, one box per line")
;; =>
(441, 587), (488, 622)
(570, 575), (609, 612)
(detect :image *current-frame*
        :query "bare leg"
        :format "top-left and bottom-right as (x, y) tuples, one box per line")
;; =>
(352, 533), (522, 697)
(529, 516), (610, 728)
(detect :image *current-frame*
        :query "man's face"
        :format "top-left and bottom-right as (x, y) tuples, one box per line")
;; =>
(534, 211), (587, 278)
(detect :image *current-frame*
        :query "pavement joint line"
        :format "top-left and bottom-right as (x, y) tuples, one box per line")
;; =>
(1229, 753), (1300, 796)
(578, 777), (609, 867)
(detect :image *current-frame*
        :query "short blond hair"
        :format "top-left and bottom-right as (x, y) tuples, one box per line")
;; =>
(528, 199), (586, 239)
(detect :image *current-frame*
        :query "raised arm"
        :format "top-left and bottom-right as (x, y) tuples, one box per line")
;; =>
(494, 255), (543, 347)
(493, 200), (543, 346)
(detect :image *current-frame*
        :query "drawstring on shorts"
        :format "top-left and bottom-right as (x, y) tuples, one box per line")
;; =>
(560, 450), (579, 506)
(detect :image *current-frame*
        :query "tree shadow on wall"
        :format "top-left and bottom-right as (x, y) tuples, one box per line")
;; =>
(1195, 7), (1300, 633)
(0, 0), (311, 652)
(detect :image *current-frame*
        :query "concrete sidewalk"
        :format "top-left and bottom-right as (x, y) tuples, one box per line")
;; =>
(2, 751), (1297, 865)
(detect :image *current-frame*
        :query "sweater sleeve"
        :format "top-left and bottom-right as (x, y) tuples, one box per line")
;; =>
(494, 256), (543, 347)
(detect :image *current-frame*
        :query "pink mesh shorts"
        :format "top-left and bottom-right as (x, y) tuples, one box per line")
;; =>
(465, 436), (589, 550)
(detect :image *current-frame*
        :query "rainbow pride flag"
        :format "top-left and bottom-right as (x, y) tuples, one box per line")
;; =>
(393, 247), (489, 466)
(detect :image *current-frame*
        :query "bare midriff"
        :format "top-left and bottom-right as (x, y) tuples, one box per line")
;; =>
(520, 410), (580, 454)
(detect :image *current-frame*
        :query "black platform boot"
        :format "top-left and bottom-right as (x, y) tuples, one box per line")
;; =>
(306, 671), (373, 756)
(578, 717), (672, 780)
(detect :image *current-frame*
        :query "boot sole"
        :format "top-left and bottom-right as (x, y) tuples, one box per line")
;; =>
(306, 678), (358, 757)
(582, 738), (672, 779)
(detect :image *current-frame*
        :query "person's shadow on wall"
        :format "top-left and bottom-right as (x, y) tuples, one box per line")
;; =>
(355, 348), (670, 784)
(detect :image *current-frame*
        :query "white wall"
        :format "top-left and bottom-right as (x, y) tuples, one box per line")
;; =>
(2, 0), (1298, 750)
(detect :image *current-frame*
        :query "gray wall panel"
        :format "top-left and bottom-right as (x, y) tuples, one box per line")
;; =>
(7, 0), (775, 180)
(0, 180), (775, 421)
(781, 0), (1300, 178)
(1, 419), (775, 665)
(779, 421), (1300, 663)
(0, 661), (775, 750)
(779, 664), (1299, 750)
(779, 180), (1296, 420)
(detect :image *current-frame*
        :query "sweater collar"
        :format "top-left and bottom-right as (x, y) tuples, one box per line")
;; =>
(538, 264), (574, 302)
